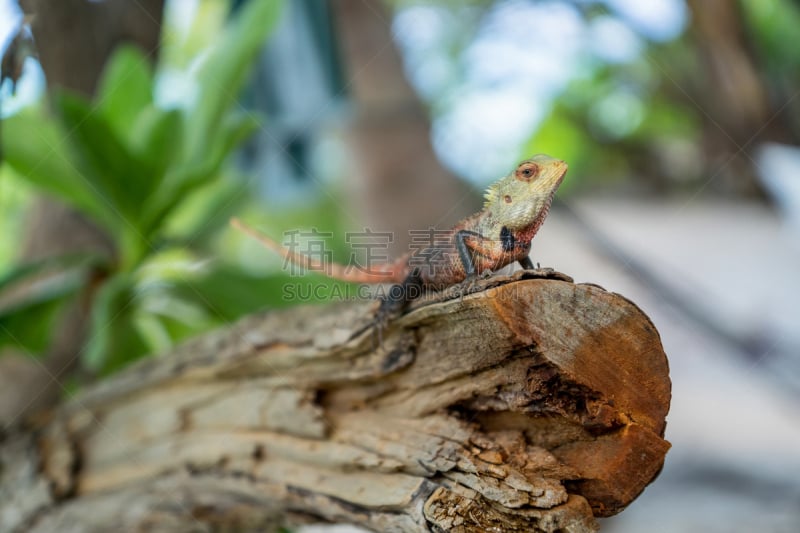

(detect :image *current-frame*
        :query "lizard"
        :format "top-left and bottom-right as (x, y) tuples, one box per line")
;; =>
(231, 153), (568, 332)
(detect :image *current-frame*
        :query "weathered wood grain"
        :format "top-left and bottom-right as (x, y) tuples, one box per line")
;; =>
(0, 270), (671, 532)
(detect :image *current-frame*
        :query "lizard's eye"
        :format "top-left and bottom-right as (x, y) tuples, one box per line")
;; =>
(504, 195), (512, 203)
(515, 164), (538, 182)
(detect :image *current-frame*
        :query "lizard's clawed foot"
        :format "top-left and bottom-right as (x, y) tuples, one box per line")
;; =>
(454, 270), (492, 301)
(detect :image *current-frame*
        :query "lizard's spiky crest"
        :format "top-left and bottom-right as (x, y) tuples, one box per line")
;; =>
(483, 184), (498, 207)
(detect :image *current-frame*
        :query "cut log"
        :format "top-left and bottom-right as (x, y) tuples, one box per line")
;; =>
(0, 270), (671, 532)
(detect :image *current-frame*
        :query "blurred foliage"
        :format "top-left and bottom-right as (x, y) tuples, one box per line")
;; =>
(524, 54), (702, 192)
(0, 253), (96, 353)
(160, 0), (230, 71)
(741, 0), (800, 74)
(0, 0), (289, 374)
(388, 0), (799, 194)
(525, 0), (800, 193)
(0, 167), (31, 271)
(740, 0), (800, 102)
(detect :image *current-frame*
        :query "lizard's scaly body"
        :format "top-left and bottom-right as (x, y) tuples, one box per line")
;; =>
(232, 154), (567, 320)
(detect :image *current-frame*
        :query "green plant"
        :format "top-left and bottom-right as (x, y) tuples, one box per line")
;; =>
(0, 0), (284, 374)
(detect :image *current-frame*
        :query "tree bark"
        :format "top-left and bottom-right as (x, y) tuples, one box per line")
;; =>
(0, 271), (671, 532)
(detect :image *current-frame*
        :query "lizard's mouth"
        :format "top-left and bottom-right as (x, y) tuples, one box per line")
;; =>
(535, 161), (568, 193)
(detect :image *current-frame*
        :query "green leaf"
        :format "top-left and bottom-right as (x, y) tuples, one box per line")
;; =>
(83, 273), (149, 375)
(0, 295), (70, 356)
(163, 176), (248, 245)
(183, 0), (282, 162)
(130, 106), (184, 188)
(220, 109), (260, 145)
(0, 254), (99, 315)
(159, 0), (229, 71)
(97, 45), (154, 142)
(55, 91), (153, 222)
(0, 169), (32, 274)
(1, 106), (118, 231)
(168, 264), (351, 322)
(168, 265), (287, 321)
(0, 254), (98, 355)
(135, 295), (214, 351)
(140, 112), (259, 236)
(209, 111), (261, 167)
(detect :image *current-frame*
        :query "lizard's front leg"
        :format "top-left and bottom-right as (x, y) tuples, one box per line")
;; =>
(454, 229), (494, 296)
(454, 229), (480, 278)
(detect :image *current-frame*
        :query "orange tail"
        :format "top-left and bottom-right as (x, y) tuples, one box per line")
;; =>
(230, 218), (406, 284)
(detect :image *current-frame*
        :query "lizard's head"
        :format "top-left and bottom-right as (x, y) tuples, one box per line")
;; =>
(483, 154), (568, 231)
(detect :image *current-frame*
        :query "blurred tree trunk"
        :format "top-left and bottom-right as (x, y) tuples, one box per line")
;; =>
(685, 0), (793, 196)
(20, 0), (164, 96)
(331, 0), (478, 257)
(0, 0), (164, 424)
